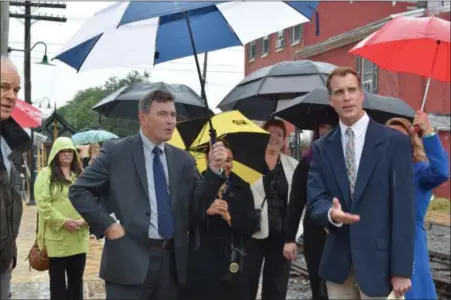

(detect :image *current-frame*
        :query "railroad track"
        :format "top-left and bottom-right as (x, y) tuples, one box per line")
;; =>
(430, 251), (451, 266)
(290, 261), (309, 278)
(292, 243), (451, 296)
(429, 251), (451, 298)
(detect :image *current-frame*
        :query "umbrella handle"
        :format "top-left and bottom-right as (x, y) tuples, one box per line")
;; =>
(414, 41), (439, 133)
(414, 76), (432, 133)
(209, 127), (216, 145)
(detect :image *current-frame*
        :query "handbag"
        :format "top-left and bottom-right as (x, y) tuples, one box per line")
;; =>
(26, 213), (49, 271)
(221, 235), (246, 284)
(254, 161), (282, 232)
(216, 179), (246, 283)
(387, 291), (404, 299)
(254, 197), (266, 232)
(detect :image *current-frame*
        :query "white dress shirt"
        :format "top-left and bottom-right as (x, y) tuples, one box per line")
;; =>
(328, 113), (370, 226)
(140, 131), (170, 239)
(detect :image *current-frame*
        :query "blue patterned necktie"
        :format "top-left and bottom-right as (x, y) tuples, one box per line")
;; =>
(153, 147), (173, 238)
(345, 128), (356, 197)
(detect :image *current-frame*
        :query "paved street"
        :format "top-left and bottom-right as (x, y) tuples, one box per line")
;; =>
(10, 203), (105, 299)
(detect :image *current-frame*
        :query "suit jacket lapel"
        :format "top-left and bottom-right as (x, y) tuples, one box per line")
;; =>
(129, 133), (149, 200)
(352, 120), (384, 208)
(324, 128), (351, 208)
(164, 144), (178, 209)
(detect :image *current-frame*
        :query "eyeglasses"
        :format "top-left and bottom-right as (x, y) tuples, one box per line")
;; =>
(59, 149), (74, 154)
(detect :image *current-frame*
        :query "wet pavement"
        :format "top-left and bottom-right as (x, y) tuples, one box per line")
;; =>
(10, 203), (106, 299)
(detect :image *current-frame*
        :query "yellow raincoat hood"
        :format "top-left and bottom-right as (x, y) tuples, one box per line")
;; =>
(47, 137), (79, 166)
(34, 136), (89, 258)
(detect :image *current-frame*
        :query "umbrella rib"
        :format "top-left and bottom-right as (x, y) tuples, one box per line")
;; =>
(215, 4), (244, 46)
(75, 33), (104, 73)
(152, 16), (163, 66)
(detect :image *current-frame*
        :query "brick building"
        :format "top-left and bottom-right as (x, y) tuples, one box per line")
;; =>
(243, 1), (450, 198)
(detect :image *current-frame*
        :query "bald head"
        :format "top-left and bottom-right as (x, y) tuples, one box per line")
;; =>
(1, 56), (18, 74)
(1, 56), (21, 120)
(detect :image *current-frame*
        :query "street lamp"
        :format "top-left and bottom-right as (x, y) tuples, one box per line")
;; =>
(8, 41), (54, 206)
(8, 41), (55, 66)
(33, 97), (52, 109)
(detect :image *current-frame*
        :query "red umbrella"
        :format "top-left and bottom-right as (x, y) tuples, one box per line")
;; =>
(349, 16), (450, 110)
(11, 99), (43, 128)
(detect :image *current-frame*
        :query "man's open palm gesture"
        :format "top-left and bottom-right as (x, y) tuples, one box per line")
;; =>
(330, 197), (360, 224)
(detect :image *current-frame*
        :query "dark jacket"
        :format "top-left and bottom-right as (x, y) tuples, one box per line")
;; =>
(69, 134), (223, 286)
(183, 172), (257, 300)
(0, 118), (32, 273)
(307, 120), (416, 297)
(285, 157), (309, 242)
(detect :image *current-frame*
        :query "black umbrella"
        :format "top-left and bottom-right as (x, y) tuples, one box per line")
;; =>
(92, 82), (213, 121)
(273, 87), (415, 130)
(217, 60), (337, 120)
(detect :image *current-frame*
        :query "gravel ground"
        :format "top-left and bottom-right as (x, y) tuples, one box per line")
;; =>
(286, 255), (312, 299)
(281, 224), (450, 299)
(427, 223), (450, 255)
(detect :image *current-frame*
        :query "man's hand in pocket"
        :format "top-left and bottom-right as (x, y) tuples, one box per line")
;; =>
(105, 223), (125, 240)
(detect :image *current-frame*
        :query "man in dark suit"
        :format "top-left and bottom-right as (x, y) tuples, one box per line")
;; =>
(307, 67), (415, 299)
(69, 90), (228, 300)
(1, 56), (32, 300)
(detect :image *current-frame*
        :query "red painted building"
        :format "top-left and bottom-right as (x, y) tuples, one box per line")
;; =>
(243, 1), (451, 198)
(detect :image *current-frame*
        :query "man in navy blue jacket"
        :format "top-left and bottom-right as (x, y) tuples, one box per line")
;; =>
(307, 67), (415, 299)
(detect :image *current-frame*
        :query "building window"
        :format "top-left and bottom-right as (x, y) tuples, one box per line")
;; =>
(290, 24), (303, 45)
(260, 35), (270, 57)
(275, 30), (285, 50)
(248, 40), (256, 61)
(356, 57), (378, 93)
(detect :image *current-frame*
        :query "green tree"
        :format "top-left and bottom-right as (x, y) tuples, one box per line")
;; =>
(57, 70), (150, 136)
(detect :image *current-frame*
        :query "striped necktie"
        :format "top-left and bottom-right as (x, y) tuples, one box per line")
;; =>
(345, 128), (356, 197)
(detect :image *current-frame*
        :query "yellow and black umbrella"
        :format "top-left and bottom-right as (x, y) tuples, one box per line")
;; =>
(191, 151), (262, 185)
(169, 110), (269, 176)
(168, 128), (262, 184)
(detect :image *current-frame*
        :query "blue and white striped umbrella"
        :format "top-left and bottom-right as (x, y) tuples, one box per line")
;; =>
(54, 1), (318, 72)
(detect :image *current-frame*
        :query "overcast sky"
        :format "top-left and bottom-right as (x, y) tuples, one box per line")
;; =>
(8, 2), (244, 115)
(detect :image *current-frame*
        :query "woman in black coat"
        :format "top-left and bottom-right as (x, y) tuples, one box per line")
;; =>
(284, 122), (335, 300)
(182, 144), (257, 300)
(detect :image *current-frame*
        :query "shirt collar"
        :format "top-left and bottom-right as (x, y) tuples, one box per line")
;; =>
(139, 130), (165, 153)
(339, 112), (369, 138)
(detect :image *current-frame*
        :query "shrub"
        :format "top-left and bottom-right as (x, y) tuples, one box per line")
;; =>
(428, 197), (451, 213)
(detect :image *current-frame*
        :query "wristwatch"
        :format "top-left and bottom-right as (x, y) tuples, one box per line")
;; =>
(423, 128), (436, 137)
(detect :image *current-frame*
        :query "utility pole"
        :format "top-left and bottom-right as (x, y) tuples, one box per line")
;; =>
(10, 1), (66, 205)
(0, 2), (9, 56)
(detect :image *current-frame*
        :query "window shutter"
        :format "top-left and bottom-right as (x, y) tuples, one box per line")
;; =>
(356, 56), (362, 79)
(372, 63), (378, 93)
(258, 39), (262, 57)
(287, 28), (292, 45)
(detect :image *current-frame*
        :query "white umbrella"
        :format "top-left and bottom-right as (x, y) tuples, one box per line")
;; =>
(54, 1), (319, 71)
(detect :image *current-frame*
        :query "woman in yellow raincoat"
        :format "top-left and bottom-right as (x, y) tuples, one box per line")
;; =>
(34, 137), (89, 300)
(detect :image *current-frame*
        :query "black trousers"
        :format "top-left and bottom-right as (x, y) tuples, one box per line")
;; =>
(303, 219), (328, 300)
(245, 233), (291, 300)
(105, 247), (178, 300)
(48, 253), (86, 300)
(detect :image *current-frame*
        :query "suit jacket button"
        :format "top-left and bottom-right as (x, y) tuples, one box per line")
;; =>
(145, 212), (150, 217)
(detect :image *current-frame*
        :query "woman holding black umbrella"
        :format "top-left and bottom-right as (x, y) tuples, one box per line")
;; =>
(283, 117), (336, 300)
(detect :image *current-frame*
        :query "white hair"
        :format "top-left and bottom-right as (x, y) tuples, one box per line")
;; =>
(0, 55), (18, 73)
